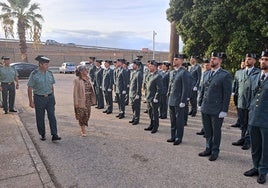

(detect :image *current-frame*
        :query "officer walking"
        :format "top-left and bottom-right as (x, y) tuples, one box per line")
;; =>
(27, 55), (61, 141)
(232, 53), (260, 150)
(102, 60), (113, 114)
(94, 60), (104, 109)
(129, 60), (143, 125)
(188, 55), (202, 117)
(0, 56), (19, 114)
(244, 50), (268, 184)
(144, 60), (162, 134)
(198, 52), (232, 161)
(167, 54), (191, 145)
(115, 59), (128, 119)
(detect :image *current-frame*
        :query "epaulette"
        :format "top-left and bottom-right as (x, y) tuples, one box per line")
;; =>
(32, 69), (38, 75)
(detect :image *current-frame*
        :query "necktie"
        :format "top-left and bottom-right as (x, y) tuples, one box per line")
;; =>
(209, 71), (214, 79)
(258, 74), (266, 86)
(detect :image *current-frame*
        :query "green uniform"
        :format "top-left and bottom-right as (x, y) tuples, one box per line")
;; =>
(0, 66), (18, 113)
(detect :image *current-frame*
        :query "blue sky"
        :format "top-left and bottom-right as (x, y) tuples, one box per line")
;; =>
(1, 0), (183, 51)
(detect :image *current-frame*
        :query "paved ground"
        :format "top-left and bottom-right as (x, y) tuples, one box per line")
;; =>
(1, 73), (266, 187)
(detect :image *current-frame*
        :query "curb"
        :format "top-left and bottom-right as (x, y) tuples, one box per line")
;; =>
(14, 114), (56, 188)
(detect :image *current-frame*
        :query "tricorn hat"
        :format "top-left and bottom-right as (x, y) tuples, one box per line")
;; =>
(35, 55), (50, 63)
(211, 52), (227, 59)
(174, 54), (186, 59)
(246, 53), (258, 59)
(1, 56), (10, 60)
(261, 50), (268, 57)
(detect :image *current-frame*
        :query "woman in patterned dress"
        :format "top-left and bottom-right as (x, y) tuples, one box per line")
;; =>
(73, 65), (96, 136)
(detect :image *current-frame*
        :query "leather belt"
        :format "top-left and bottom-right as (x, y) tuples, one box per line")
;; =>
(1, 82), (14, 85)
(34, 93), (52, 97)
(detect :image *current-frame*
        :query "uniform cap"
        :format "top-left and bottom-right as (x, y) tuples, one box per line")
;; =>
(150, 60), (158, 66)
(89, 56), (96, 61)
(95, 59), (102, 63)
(246, 53), (258, 59)
(104, 60), (112, 65)
(117, 58), (126, 63)
(163, 62), (171, 67)
(261, 50), (268, 57)
(132, 60), (141, 66)
(1, 56), (10, 60)
(211, 52), (227, 59)
(174, 54), (186, 59)
(35, 55), (50, 63)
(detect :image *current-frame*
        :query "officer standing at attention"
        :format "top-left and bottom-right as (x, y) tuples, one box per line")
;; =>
(0, 59), (3, 108)
(102, 60), (113, 114)
(115, 59), (128, 119)
(167, 54), (191, 145)
(244, 50), (268, 184)
(144, 60), (163, 134)
(94, 60), (104, 109)
(198, 52), (232, 161)
(188, 55), (202, 117)
(129, 60), (143, 125)
(122, 61), (130, 105)
(159, 62), (170, 119)
(0, 56), (19, 114)
(232, 53), (260, 150)
(27, 55), (61, 141)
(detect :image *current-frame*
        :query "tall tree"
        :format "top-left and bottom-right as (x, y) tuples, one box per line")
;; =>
(0, 0), (43, 62)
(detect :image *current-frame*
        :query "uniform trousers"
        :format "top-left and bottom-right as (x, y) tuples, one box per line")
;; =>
(159, 94), (168, 118)
(238, 108), (250, 144)
(103, 90), (113, 113)
(95, 86), (104, 108)
(189, 90), (198, 115)
(251, 126), (268, 175)
(34, 94), (57, 136)
(169, 106), (185, 141)
(202, 113), (224, 155)
(116, 93), (126, 114)
(130, 97), (141, 122)
(1, 82), (15, 112)
(148, 102), (159, 131)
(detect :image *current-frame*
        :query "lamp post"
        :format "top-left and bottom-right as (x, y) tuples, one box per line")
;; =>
(153, 30), (157, 60)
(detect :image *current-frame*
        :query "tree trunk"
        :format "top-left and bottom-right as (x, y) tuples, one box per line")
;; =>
(169, 21), (179, 67)
(17, 18), (28, 62)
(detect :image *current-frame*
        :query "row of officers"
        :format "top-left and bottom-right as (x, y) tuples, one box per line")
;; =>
(88, 50), (268, 184)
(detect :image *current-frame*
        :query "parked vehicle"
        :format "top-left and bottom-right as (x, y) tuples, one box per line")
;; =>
(10, 62), (38, 79)
(59, 62), (76, 74)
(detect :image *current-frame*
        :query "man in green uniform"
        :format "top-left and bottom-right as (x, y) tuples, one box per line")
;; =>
(0, 56), (19, 114)
(27, 55), (61, 142)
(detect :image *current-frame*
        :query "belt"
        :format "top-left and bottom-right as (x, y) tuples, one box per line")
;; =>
(1, 82), (14, 85)
(34, 93), (53, 97)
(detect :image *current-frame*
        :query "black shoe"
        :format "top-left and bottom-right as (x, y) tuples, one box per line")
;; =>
(244, 168), (259, 177)
(129, 120), (134, 123)
(198, 150), (211, 157)
(173, 139), (181, 145)
(257, 174), (266, 184)
(103, 110), (107, 113)
(241, 143), (250, 150)
(98, 107), (104, 109)
(106, 111), (112, 114)
(9, 109), (17, 112)
(52, 135), (61, 141)
(232, 139), (244, 146)
(231, 124), (240, 128)
(118, 114), (125, 119)
(151, 129), (158, 134)
(116, 114), (120, 117)
(4, 111), (8, 114)
(144, 127), (153, 131)
(188, 110), (192, 115)
(144, 110), (148, 113)
(40, 135), (46, 141)
(160, 116), (167, 119)
(208, 154), (218, 161)
(196, 131), (205, 135)
(191, 114), (196, 117)
(132, 121), (139, 125)
(95, 106), (100, 109)
(167, 138), (175, 142)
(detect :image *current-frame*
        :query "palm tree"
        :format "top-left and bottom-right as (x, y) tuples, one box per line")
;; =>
(0, 0), (43, 62)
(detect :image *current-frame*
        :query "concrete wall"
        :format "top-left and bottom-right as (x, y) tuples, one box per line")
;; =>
(0, 40), (169, 67)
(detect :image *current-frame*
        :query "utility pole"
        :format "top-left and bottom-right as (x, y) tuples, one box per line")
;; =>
(153, 30), (157, 60)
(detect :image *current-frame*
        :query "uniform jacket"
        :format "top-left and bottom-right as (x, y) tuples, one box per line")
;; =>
(189, 64), (202, 88)
(160, 70), (170, 94)
(199, 68), (232, 115)
(232, 69), (244, 106)
(237, 67), (260, 109)
(94, 67), (104, 88)
(89, 64), (97, 83)
(168, 67), (191, 107)
(248, 73), (268, 128)
(102, 68), (114, 91)
(115, 67), (128, 94)
(146, 72), (163, 102)
(129, 70), (143, 98)
(73, 77), (96, 108)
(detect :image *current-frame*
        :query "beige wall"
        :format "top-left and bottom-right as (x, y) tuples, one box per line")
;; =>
(0, 40), (169, 66)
